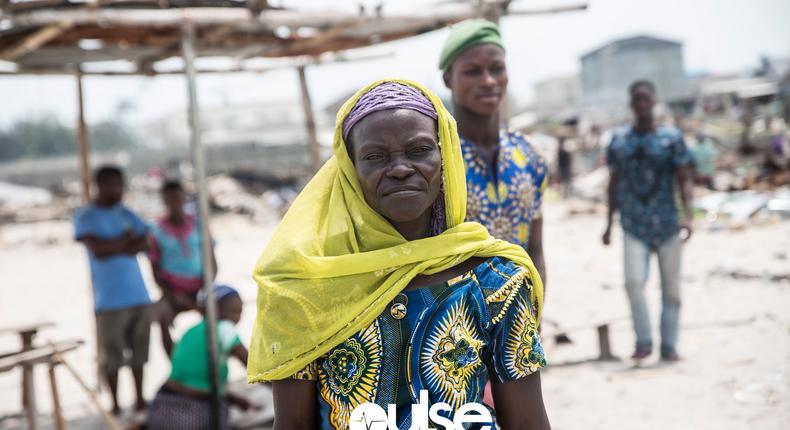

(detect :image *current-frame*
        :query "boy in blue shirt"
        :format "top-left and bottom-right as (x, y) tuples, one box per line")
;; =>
(74, 166), (152, 414)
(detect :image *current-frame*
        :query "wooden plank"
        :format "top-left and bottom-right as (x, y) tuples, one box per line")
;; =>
(136, 24), (236, 73)
(0, 340), (83, 373)
(0, 22), (73, 61)
(507, 3), (588, 16)
(0, 321), (54, 336)
(254, 19), (359, 58)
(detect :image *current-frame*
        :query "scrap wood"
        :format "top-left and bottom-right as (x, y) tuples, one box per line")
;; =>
(47, 342), (124, 430)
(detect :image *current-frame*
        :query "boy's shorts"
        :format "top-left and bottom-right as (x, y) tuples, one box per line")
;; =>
(95, 304), (152, 374)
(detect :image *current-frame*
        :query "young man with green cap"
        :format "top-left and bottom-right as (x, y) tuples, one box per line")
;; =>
(440, 19), (549, 287)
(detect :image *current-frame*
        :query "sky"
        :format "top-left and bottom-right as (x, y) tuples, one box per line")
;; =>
(0, 0), (788, 128)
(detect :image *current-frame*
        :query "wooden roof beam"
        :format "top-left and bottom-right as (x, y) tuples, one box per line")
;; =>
(135, 23), (238, 74)
(245, 19), (358, 59)
(0, 21), (73, 61)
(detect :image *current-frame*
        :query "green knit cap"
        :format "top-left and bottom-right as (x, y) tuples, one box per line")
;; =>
(438, 19), (504, 71)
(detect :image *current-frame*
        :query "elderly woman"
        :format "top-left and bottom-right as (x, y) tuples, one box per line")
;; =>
(440, 20), (549, 286)
(248, 80), (550, 429)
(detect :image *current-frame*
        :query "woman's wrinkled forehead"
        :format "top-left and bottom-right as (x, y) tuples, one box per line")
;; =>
(342, 82), (438, 141)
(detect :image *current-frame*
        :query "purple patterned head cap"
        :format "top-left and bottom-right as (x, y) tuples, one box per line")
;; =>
(342, 81), (439, 141)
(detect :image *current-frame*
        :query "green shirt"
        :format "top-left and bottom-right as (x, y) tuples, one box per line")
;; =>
(169, 319), (241, 393)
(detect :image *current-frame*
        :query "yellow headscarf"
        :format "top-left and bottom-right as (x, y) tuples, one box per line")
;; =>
(248, 79), (543, 382)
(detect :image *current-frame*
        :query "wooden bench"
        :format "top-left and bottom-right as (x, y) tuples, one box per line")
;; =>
(0, 339), (83, 430)
(0, 321), (55, 429)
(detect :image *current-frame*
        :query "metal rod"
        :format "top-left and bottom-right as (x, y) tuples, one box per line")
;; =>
(75, 69), (91, 203)
(297, 65), (321, 172)
(181, 20), (222, 430)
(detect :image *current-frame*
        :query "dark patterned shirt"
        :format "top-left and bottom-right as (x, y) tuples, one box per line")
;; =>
(291, 257), (546, 429)
(607, 125), (692, 249)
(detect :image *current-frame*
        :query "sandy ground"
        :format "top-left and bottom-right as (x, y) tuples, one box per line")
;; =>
(0, 196), (788, 429)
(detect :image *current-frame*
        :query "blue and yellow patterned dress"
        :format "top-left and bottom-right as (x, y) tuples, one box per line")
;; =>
(291, 257), (547, 429)
(461, 130), (549, 248)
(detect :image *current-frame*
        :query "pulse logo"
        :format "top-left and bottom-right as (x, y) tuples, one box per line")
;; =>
(348, 390), (493, 430)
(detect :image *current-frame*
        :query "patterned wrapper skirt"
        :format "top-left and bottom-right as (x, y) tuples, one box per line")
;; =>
(146, 386), (229, 430)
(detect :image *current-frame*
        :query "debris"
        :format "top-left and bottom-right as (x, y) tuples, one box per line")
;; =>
(709, 267), (790, 283)
(0, 181), (52, 207)
(571, 167), (609, 202)
(766, 190), (790, 218)
(720, 191), (771, 222)
(694, 188), (790, 227)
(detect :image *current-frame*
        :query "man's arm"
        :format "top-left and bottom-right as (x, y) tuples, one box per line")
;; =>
(527, 217), (546, 290)
(272, 379), (318, 430)
(602, 167), (619, 246)
(78, 234), (132, 259)
(676, 165), (694, 241)
(126, 234), (149, 254)
(491, 372), (551, 430)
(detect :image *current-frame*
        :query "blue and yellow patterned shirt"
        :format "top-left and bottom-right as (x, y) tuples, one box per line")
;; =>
(461, 130), (549, 248)
(291, 257), (546, 429)
(607, 126), (692, 249)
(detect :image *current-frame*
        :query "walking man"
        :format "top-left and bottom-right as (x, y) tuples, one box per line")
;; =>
(602, 80), (694, 362)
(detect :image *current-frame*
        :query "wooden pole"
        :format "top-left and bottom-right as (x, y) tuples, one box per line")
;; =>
(21, 331), (37, 430)
(23, 363), (37, 430)
(75, 69), (91, 203)
(181, 20), (222, 430)
(481, 2), (510, 126)
(49, 348), (122, 430)
(47, 363), (65, 430)
(297, 65), (321, 173)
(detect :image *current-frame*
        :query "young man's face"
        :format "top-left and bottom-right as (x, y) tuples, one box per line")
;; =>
(630, 85), (656, 123)
(97, 175), (124, 205)
(444, 44), (508, 117)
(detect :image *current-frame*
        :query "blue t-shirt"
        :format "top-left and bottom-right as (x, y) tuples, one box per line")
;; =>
(74, 204), (152, 312)
(607, 126), (692, 249)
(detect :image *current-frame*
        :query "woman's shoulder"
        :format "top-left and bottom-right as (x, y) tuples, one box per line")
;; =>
(466, 256), (536, 324)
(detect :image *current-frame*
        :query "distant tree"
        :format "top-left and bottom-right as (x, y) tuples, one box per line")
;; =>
(10, 116), (75, 160)
(0, 116), (138, 162)
(0, 128), (22, 162)
(90, 119), (137, 151)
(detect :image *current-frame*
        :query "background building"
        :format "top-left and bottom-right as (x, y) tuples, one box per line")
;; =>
(533, 75), (581, 110)
(581, 35), (689, 106)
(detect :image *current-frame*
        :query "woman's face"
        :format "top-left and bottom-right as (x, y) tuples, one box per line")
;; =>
(219, 295), (243, 325)
(444, 43), (508, 116)
(349, 109), (442, 225)
(163, 189), (185, 217)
